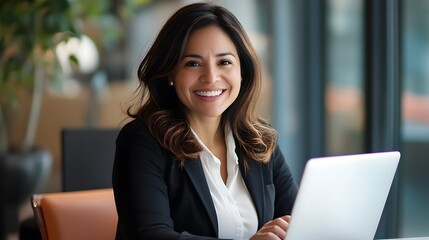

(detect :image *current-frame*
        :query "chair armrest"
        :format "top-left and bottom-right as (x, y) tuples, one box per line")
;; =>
(31, 194), (48, 240)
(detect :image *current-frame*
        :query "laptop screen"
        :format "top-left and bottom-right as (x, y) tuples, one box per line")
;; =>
(285, 151), (400, 240)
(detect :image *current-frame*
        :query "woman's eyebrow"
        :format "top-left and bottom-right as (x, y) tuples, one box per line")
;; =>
(216, 52), (236, 58)
(182, 54), (202, 59)
(182, 52), (236, 59)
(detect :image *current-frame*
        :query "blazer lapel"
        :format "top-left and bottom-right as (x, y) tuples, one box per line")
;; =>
(183, 158), (218, 235)
(237, 148), (266, 228)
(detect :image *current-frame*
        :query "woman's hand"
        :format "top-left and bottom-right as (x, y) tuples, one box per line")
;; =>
(249, 215), (291, 240)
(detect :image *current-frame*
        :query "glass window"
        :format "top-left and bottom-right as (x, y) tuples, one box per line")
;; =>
(325, 0), (364, 155)
(399, 0), (429, 237)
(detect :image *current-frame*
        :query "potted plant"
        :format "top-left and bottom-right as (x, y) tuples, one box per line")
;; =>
(1, 0), (150, 236)
(0, 0), (78, 236)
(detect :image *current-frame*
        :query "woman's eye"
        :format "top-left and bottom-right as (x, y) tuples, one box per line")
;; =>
(185, 61), (201, 67)
(219, 60), (232, 65)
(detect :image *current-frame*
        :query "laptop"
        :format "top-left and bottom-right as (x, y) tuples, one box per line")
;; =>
(285, 151), (401, 240)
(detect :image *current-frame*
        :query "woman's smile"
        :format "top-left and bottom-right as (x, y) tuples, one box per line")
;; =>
(194, 89), (225, 97)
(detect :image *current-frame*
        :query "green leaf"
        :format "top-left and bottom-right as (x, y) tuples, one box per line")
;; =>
(69, 54), (79, 66)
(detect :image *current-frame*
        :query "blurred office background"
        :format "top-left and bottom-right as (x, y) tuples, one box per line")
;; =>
(3, 0), (429, 239)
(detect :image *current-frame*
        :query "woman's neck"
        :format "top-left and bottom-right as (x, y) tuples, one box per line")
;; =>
(190, 117), (228, 184)
(188, 115), (224, 149)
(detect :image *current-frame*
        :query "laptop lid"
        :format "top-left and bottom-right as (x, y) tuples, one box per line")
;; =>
(285, 151), (401, 240)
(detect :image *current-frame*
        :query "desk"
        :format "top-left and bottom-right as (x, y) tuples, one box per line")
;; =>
(383, 238), (429, 240)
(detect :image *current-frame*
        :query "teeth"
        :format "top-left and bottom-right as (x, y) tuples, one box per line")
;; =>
(195, 90), (223, 97)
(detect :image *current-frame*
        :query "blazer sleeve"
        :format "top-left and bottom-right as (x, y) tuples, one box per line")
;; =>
(112, 120), (222, 240)
(272, 146), (298, 218)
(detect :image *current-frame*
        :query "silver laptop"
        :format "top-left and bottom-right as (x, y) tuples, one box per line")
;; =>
(285, 151), (401, 240)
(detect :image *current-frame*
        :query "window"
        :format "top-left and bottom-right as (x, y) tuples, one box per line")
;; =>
(326, 0), (364, 156)
(398, 0), (429, 237)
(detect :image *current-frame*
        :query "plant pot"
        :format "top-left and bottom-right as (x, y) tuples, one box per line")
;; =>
(0, 147), (52, 234)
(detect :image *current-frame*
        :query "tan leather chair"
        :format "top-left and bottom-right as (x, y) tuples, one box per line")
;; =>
(31, 188), (117, 240)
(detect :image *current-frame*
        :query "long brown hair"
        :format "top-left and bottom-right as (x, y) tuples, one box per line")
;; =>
(128, 2), (278, 164)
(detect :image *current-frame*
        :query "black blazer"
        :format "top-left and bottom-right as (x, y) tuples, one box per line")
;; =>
(112, 119), (298, 240)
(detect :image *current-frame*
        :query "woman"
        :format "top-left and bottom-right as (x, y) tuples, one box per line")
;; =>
(113, 2), (298, 239)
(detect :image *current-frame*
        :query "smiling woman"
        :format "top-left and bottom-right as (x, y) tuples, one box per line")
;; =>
(173, 26), (241, 122)
(112, 2), (298, 240)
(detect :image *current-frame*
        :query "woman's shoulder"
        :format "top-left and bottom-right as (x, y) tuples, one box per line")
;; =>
(114, 119), (177, 181)
(116, 118), (174, 161)
(117, 118), (155, 144)
(120, 118), (148, 132)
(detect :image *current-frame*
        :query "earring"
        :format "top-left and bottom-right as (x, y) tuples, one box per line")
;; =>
(169, 81), (174, 86)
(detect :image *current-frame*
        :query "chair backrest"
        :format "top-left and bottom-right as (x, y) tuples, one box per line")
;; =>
(61, 128), (119, 191)
(31, 188), (117, 240)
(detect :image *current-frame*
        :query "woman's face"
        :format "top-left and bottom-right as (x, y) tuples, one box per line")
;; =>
(173, 25), (241, 123)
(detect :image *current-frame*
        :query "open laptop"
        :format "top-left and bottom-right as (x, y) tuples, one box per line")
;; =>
(285, 151), (401, 240)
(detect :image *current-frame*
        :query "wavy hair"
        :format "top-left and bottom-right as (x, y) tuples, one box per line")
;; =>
(128, 2), (278, 164)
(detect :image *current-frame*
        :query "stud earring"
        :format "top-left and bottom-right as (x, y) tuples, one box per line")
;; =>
(169, 81), (174, 86)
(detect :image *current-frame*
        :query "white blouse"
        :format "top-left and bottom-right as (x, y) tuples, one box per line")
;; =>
(192, 128), (258, 239)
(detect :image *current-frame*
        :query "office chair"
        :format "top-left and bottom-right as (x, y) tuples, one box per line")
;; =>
(61, 128), (119, 191)
(31, 188), (117, 240)
(21, 128), (119, 239)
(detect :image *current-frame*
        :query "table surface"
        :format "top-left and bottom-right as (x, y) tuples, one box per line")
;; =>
(382, 237), (429, 240)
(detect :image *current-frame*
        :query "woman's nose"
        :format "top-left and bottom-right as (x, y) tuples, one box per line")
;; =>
(201, 65), (219, 83)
